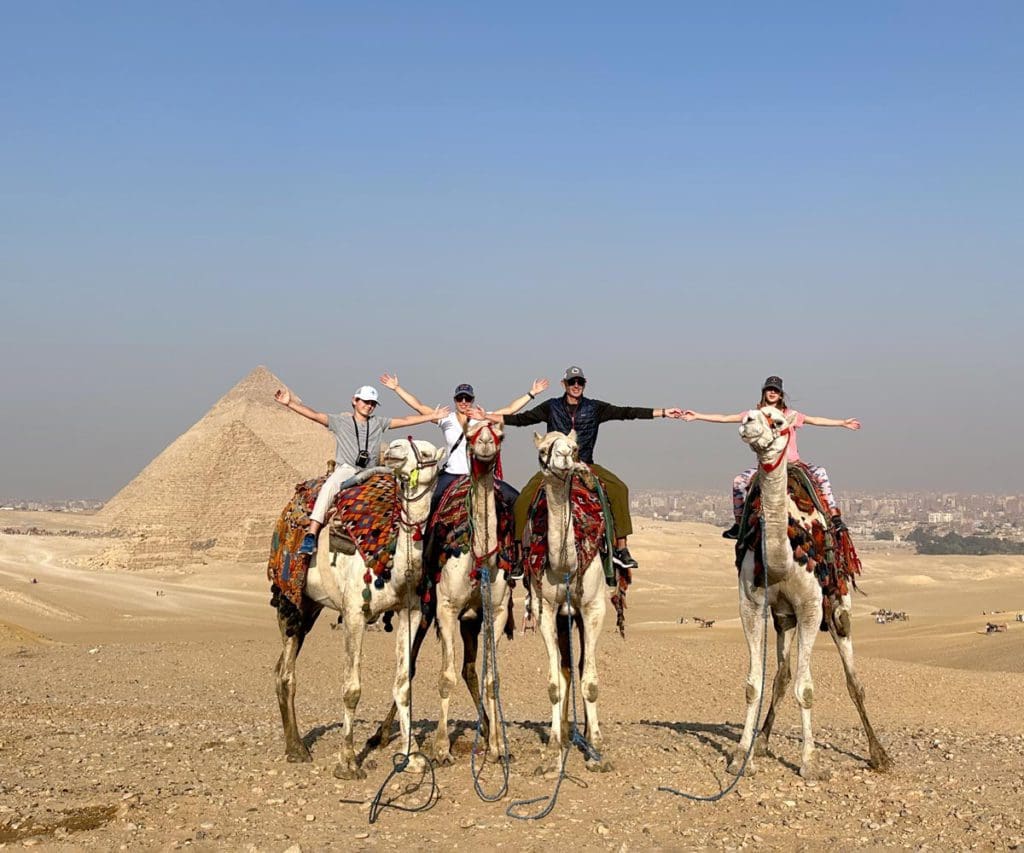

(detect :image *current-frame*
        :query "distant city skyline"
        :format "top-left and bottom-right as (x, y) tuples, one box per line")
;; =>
(3, 3), (1022, 500)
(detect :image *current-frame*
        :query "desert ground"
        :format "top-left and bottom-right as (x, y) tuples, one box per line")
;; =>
(2, 513), (1023, 850)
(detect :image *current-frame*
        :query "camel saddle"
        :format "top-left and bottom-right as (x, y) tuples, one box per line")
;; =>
(735, 463), (862, 604)
(426, 475), (515, 584)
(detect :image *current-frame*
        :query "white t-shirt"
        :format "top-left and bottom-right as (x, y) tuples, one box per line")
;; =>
(438, 412), (479, 476)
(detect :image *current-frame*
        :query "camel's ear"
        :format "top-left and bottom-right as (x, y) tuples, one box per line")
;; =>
(567, 429), (578, 443)
(784, 411), (799, 429)
(533, 432), (545, 448)
(432, 446), (447, 464)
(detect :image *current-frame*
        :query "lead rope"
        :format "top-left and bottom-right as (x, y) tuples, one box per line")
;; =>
(366, 466), (439, 823)
(467, 467), (512, 801)
(507, 470), (601, 820)
(658, 509), (771, 802)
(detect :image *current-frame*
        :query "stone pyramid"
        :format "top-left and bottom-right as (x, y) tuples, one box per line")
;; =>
(97, 366), (334, 569)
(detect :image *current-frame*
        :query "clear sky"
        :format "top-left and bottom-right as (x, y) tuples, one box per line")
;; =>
(2, 2), (1022, 501)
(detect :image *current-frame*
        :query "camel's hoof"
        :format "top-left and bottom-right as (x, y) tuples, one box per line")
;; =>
(727, 754), (756, 777)
(585, 757), (613, 773)
(285, 747), (312, 763)
(754, 738), (771, 758)
(333, 762), (367, 781)
(870, 752), (894, 773)
(800, 763), (831, 781)
(433, 751), (456, 768)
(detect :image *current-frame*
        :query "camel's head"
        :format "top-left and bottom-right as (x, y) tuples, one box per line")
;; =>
(534, 430), (579, 478)
(739, 406), (797, 461)
(465, 419), (504, 464)
(382, 437), (445, 488)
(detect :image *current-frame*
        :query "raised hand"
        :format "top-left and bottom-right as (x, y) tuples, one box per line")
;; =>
(530, 378), (550, 397)
(844, 418), (862, 431)
(432, 405), (451, 420)
(274, 388), (291, 407)
(379, 373), (399, 391)
(468, 404), (487, 421)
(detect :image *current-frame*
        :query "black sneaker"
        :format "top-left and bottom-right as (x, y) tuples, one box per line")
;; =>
(297, 533), (318, 555)
(612, 547), (638, 570)
(830, 515), (848, 534)
(722, 523), (740, 540)
(510, 564), (525, 580)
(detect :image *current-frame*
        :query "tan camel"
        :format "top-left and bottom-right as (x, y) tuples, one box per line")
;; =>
(432, 420), (511, 764)
(730, 407), (891, 779)
(273, 437), (444, 779)
(530, 430), (611, 773)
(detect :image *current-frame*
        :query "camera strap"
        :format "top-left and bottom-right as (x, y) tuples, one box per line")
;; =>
(352, 416), (371, 466)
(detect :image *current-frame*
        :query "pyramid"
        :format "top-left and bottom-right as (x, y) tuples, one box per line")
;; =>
(97, 366), (335, 569)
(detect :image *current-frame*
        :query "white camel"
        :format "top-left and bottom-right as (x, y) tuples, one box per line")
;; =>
(530, 430), (611, 773)
(432, 420), (512, 764)
(273, 437), (444, 779)
(730, 407), (891, 779)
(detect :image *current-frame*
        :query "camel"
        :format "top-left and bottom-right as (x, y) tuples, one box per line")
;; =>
(273, 437), (444, 779)
(730, 407), (891, 779)
(529, 430), (611, 773)
(430, 420), (512, 765)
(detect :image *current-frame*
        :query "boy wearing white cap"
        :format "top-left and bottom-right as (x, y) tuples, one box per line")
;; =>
(274, 383), (449, 554)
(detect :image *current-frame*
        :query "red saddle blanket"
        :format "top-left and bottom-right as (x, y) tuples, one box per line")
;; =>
(268, 473), (400, 621)
(736, 462), (861, 599)
(524, 469), (609, 581)
(427, 476), (515, 583)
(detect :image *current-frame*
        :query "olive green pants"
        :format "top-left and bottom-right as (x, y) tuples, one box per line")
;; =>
(513, 463), (632, 542)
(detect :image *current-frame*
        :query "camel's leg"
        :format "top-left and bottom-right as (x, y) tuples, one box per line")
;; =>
(432, 603), (460, 766)
(757, 612), (797, 756)
(580, 593), (610, 772)
(728, 581), (766, 776)
(460, 614), (485, 745)
(481, 585), (509, 760)
(275, 603), (322, 762)
(555, 614), (573, 746)
(333, 612), (367, 780)
(535, 597), (567, 773)
(392, 606), (427, 773)
(792, 599), (827, 780)
(829, 599), (893, 772)
(368, 617), (430, 752)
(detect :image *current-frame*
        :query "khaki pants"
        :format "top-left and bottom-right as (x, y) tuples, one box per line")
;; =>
(513, 463), (631, 542)
(310, 463), (358, 525)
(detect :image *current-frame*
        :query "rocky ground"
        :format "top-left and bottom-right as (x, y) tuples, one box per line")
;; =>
(2, 517), (1023, 850)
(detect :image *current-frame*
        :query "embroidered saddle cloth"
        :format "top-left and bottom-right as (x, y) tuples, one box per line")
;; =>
(426, 475), (515, 582)
(735, 462), (862, 600)
(524, 468), (610, 582)
(268, 473), (400, 618)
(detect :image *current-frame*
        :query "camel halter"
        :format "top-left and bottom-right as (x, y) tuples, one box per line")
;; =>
(398, 435), (439, 501)
(749, 412), (791, 474)
(537, 438), (575, 482)
(467, 422), (503, 481)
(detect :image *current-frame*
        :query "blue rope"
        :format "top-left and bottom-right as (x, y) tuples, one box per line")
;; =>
(658, 517), (772, 802)
(507, 571), (601, 820)
(469, 563), (512, 801)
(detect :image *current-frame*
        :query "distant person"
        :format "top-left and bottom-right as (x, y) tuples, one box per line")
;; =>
(274, 384), (448, 555)
(682, 375), (859, 538)
(379, 373), (549, 514)
(479, 365), (682, 572)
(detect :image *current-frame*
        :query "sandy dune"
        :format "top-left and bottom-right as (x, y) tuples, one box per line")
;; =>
(1, 514), (1022, 849)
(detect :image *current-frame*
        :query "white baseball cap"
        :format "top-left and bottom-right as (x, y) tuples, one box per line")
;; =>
(352, 385), (379, 402)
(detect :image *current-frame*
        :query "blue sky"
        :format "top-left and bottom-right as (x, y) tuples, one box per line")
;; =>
(2, 2), (1022, 499)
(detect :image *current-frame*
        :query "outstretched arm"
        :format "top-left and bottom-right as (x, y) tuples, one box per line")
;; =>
(492, 378), (550, 415)
(387, 405), (451, 429)
(681, 411), (744, 424)
(802, 415), (861, 430)
(274, 388), (329, 427)
(379, 373), (435, 416)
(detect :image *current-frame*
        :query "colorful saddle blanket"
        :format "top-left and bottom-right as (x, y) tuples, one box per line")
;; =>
(524, 468), (610, 581)
(735, 462), (861, 600)
(268, 473), (400, 622)
(427, 476), (515, 584)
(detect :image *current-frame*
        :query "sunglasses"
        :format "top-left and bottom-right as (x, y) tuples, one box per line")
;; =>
(565, 378), (586, 387)
(357, 399), (378, 408)
(454, 395), (475, 403)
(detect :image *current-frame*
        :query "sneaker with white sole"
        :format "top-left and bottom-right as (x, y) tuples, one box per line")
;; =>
(612, 547), (638, 570)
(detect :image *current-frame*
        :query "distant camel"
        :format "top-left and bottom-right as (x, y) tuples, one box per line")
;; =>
(273, 437), (444, 779)
(730, 407), (892, 780)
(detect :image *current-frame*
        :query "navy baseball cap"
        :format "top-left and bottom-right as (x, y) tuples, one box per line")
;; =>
(453, 383), (475, 398)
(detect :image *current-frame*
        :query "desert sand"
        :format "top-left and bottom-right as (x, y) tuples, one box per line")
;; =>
(2, 512), (1022, 850)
